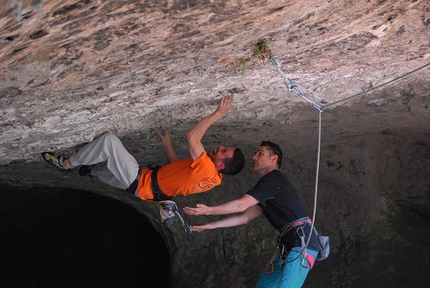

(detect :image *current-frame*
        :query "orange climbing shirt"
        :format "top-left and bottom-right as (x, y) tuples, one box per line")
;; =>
(136, 152), (222, 201)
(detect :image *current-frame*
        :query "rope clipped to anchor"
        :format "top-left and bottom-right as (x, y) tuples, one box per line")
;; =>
(270, 57), (323, 112)
(271, 57), (430, 111)
(269, 55), (429, 258)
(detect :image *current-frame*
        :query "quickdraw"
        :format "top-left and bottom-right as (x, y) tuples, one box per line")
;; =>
(265, 260), (275, 274)
(265, 244), (286, 274)
(266, 222), (314, 273)
(301, 254), (311, 269)
(296, 226), (309, 268)
(270, 57), (323, 112)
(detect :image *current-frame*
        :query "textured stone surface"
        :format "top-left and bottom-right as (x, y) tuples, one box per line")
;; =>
(1, 0), (429, 287)
(1, 0), (429, 164)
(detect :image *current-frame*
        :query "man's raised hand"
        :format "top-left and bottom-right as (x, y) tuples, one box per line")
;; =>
(154, 126), (170, 141)
(216, 95), (234, 115)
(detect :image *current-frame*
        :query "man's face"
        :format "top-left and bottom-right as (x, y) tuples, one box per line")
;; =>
(208, 145), (235, 164)
(252, 146), (276, 172)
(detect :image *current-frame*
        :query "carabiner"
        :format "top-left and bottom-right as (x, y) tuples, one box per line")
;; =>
(283, 77), (295, 91)
(265, 261), (275, 274)
(276, 244), (285, 256)
(301, 256), (310, 269)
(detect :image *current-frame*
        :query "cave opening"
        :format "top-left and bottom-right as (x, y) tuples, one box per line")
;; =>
(0, 185), (170, 288)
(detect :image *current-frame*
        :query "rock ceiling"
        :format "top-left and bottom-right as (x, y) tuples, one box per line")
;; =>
(0, 0), (429, 165)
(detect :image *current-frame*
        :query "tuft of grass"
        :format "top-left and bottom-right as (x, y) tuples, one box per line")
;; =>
(238, 39), (272, 78)
(253, 39), (272, 61)
(241, 57), (246, 77)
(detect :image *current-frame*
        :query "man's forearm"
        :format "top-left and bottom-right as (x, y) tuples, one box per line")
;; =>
(186, 110), (224, 144)
(155, 127), (180, 163)
(208, 194), (259, 215)
(207, 198), (247, 215)
(184, 194), (259, 216)
(191, 205), (263, 232)
(190, 215), (244, 232)
(187, 96), (233, 145)
(161, 139), (180, 163)
(208, 214), (249, 229)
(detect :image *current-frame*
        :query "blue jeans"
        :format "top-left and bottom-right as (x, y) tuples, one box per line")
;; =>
(255, 248), (318, 288)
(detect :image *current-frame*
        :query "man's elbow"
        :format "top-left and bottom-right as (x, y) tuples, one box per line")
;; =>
(236, 199), (256, 213)
(237, 203), (249, 213)
(186, 130), (196, 143)
(239, 214), (253, 225)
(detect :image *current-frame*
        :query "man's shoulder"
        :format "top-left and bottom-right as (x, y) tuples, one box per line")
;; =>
(261, 170), (290, 185)
(190, 152), (215, 167)
(265, 169), (285, 178)
(255, 170), (282, 186)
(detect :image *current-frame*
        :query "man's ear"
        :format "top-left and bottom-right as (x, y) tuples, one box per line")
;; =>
(215, 161), (225, 171)
(271, 154), (278, 165)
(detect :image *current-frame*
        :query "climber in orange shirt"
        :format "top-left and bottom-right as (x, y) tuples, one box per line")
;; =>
(42, 96), (245, 231)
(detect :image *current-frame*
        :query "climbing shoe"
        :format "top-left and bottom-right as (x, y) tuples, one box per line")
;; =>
(159, 200), (192, 235)
(79, 165), (94, 178)
(41, 152), (70, 174)
(159, 200), (178, 226)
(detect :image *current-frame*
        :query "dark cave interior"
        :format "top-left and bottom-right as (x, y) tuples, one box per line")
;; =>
(0, 185), (170, 288)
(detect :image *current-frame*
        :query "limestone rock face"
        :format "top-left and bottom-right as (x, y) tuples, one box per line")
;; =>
(0, 0), (429, 287)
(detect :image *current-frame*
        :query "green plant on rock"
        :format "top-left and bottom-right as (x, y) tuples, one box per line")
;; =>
(253, 39), (272, 61)
(241, 57), (246, 77)
(240, 39), (272, 78)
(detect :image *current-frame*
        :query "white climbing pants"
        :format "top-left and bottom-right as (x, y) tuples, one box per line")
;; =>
(69, 133), (139, 190)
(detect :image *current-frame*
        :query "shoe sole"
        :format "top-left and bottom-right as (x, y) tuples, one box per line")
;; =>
(41, 152), (71, 174)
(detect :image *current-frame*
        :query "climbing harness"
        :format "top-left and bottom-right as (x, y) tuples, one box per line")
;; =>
(148, 164), (171, 201)
(126, 166), (143, 194)
(265, 217), (318, 273)
(270, 57), (429, 255)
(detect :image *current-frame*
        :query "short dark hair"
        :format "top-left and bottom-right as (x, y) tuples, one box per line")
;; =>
(260, 141), (283, 168)
(220, 148), (245, 175)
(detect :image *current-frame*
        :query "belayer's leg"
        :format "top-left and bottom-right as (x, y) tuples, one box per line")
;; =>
(255, 256), (282, 288)
(277, 249), (318, 288)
